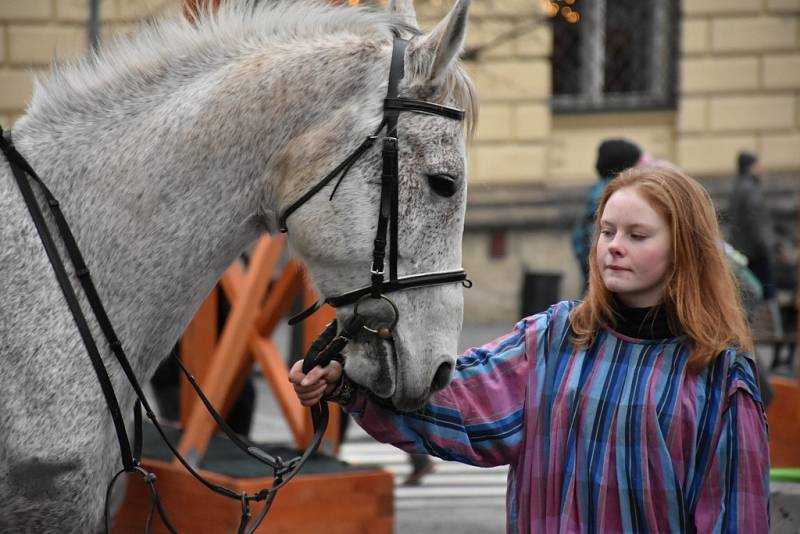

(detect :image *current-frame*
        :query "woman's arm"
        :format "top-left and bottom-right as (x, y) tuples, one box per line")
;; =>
(347, 317), (543, 467)
(693, 385), (770, 532)
(291, 315), (545, 467)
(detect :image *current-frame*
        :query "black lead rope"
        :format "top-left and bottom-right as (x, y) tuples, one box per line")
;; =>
(0, 126), (338, 533)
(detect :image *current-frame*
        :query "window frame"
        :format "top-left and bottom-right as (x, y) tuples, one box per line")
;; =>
(550, 0), (679, 114)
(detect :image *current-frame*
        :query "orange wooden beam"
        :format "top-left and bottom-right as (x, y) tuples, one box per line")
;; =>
(220, 258), (308, 445)
(179, 288), (219, 424)
(175, 237), (284, 462)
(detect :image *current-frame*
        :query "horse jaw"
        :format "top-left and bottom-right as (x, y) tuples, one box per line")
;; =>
(342, 284), (463, 412)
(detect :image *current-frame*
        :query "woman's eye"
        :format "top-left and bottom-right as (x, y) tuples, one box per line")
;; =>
(631, 234), (647, 240)
(426, 173), (458, 198)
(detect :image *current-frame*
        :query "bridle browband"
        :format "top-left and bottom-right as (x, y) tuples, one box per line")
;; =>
(0, 35), (469, 533)
(279, 37), (471, 327)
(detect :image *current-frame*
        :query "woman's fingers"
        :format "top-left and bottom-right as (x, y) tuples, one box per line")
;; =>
(288, 360), (343, 386)
(294, 382), (328, 406)
(289, 360), (345, 406)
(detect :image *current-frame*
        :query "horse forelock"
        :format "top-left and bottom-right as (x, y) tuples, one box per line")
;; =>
(25, 0), (408, 121)
(436, 61), (478, 140)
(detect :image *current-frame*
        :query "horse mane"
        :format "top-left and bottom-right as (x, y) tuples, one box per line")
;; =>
(25, 0), (476, 135)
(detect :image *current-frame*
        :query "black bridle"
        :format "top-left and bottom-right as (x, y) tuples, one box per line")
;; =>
(280, 37), (471, 329)
(0, 36), (468, 533)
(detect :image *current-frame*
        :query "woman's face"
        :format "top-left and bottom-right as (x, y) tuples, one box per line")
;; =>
(596, 187), (672, 307)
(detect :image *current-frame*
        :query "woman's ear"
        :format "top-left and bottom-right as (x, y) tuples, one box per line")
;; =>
(407, 0), (470, 85)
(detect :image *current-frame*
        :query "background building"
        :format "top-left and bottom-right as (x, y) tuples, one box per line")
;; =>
(2, 0), (799, 323)
(414, 0), (800, 322)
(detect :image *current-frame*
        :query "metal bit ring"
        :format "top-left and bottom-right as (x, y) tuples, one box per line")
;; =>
(353, 294), (399, 339)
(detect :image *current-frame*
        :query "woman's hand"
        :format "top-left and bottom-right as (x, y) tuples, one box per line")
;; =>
(288, 359), (344, 406)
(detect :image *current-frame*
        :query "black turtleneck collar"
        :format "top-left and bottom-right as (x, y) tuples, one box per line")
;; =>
(608, 297), (676, 340)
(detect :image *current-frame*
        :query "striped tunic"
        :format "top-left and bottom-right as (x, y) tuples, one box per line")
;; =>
(345, 300), (770, 533)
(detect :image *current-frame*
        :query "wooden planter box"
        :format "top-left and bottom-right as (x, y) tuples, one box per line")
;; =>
(113, 423), (394, 533)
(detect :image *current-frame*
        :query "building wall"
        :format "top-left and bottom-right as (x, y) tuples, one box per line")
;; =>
(677, 0), (800, 176)
(417, 0), (800, 182)
(0, 0), (173, 126)
(416, 0), (554, 185)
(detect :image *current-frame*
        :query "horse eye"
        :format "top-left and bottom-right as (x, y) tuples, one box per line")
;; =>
(426, 173), (458, 198)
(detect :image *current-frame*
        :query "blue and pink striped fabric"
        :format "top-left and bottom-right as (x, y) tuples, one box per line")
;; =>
(346, 300), (769, 533)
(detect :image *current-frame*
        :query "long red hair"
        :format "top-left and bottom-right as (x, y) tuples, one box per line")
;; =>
(570, 165), (752, 370)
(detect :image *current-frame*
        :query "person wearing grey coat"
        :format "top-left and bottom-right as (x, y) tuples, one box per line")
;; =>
(728, 151), (776, 300)
(728, 151), (785, 361)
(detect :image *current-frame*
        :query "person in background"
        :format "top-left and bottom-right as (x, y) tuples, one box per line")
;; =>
(572, 138), (651, 289)
(728, 151), (784, 346)
(292, 165), (769, 532)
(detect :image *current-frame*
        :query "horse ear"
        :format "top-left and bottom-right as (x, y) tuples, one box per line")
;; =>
(386, 0), (418, 28)
(408, 0), (470, 84)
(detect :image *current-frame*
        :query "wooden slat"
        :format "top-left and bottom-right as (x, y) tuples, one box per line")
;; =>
(768, 378), (800, 467)
(253, 259), (304, 337)
(179, 288), (218, 424)
(219, 259), (308, 446)
(250, 336), (307, 445)
(176, 237), (283, 462)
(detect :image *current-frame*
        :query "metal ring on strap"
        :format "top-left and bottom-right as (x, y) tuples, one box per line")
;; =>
(353, 294), (399, 339)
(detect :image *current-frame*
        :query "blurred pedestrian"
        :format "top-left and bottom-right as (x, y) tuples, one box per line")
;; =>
(572, 138), (650, 289)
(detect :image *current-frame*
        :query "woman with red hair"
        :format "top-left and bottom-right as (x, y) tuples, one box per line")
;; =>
(291, 166), (769, 532)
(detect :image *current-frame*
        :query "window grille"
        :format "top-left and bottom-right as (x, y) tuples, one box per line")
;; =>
(550, 0), (678, 113)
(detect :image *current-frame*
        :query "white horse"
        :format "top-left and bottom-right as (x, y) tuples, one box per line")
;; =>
(0, 0), (476, 530)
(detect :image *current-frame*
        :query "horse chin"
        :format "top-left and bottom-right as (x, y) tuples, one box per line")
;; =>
(342, 334), (440, 413)
(343, 337), (397, 400)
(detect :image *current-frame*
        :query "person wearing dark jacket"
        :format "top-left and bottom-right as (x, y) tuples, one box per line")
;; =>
(728, 151), (784, 345)
(729, 152), (776, 298)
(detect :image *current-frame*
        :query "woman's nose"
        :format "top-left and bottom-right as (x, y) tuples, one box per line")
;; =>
(608, 236), (624, 255)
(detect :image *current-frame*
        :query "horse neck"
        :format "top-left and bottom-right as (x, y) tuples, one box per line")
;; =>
(10, 37), (388, 378)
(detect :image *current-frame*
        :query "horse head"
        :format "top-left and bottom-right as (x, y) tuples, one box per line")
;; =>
(280, 0), (475, 411)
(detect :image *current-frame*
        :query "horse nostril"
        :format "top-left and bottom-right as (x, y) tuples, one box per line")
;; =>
(430, 362), (453, 393)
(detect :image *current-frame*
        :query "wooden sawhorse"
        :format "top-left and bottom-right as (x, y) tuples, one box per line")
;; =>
(114, 236), (393, 533)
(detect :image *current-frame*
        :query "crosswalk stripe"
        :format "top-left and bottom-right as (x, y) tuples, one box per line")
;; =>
(339, 437), (508, 510)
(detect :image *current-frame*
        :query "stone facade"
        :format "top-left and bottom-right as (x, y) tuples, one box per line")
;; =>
(0, 0), (173, 125)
